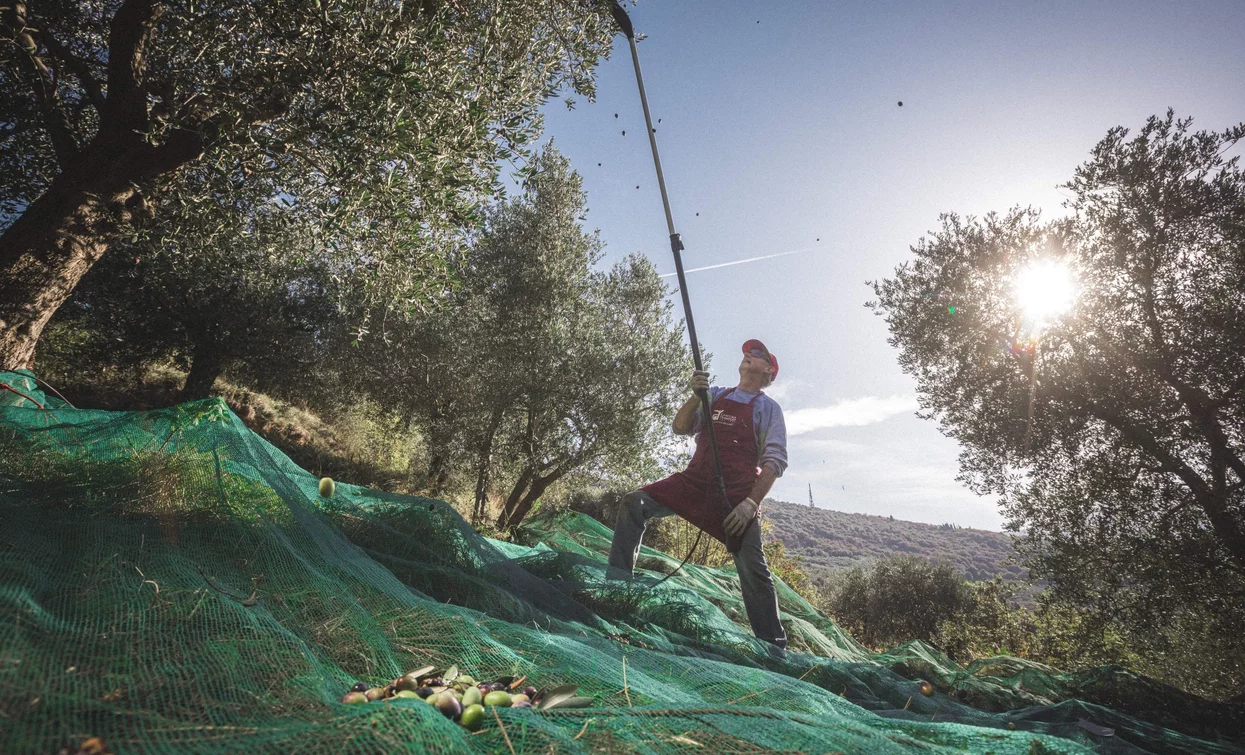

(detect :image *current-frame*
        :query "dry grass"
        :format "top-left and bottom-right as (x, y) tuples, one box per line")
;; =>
(33, 361), (418, 494)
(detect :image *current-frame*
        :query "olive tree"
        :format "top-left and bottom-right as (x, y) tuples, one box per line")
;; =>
(0, 0), (614, 369)
(354, 147), (689, 528)
(67, 184), (339, 399)
(870, 112), (1245, 639)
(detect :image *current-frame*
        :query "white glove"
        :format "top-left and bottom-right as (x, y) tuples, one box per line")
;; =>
(724, 497), (758, 537)
(689, 369), (710, 394)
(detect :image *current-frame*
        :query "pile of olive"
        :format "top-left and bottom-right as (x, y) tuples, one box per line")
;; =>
(339, 665), (593, 731)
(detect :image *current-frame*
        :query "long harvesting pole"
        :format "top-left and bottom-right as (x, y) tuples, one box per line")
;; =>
(605, 2), (741, 556)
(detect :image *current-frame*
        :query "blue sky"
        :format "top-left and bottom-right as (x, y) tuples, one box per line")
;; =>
(531, 0), (1245, 530)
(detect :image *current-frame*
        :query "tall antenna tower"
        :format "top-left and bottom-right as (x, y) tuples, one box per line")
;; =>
(808, 483), (815, 508)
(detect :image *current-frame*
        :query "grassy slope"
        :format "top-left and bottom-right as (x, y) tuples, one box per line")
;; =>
(762, 499), (1025, 583)
(36, 363), (416, 493)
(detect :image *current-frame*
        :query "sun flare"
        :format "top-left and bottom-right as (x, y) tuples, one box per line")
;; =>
(1015, 261), (1075, 322)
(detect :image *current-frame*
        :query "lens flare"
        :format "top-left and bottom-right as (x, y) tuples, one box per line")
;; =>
(1015, 261), (1074, 322)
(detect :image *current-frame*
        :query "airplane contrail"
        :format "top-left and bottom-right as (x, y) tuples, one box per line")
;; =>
(658, 246), (816, 278)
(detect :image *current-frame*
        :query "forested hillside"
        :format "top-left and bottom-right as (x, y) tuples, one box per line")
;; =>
(763, 500), (1025, 582)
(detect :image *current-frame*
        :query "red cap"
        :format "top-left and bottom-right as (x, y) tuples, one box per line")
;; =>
(742, 339), (779, 382)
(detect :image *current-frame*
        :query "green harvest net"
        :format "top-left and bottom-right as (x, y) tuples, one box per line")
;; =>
(1, 370), (1242, 754)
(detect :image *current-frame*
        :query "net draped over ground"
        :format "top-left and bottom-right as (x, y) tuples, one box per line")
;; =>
(1, 371), (1240, 754)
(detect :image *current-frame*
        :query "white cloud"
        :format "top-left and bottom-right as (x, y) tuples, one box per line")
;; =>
(760, 378), (805, 402)
(785, 394), (919, 436)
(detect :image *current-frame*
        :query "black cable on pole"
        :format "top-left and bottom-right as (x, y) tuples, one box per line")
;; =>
(604, 2), (743, 588)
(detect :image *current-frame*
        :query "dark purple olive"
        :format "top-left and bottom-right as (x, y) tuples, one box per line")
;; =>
(436, 693), (462, 720)
(350, 682), (368, 693)
(522, 686), (537, 699)
(416, 686), (434, 699)
(423, 677), (442, 688)
(491, 683), (506, 692)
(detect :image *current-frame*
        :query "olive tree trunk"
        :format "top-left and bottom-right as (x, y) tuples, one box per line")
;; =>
(181, 338), (228, 400)
(0, 149), (166, 370)
(0, 0), (202, 371)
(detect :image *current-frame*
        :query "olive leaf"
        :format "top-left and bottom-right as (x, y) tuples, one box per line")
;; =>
(443, 665), (459, 683)
(406, 665), (436, 681)
(542, 694), (595, 710)
(535, 684), (579, 710)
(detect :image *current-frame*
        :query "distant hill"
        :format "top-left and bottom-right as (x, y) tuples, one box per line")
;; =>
(763, 499), (1026, 583)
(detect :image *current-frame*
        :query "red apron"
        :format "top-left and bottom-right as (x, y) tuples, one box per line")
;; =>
(642, 388), (761, 545)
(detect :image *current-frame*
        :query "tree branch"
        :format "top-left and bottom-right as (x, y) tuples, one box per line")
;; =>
(1091, 333), (1245, 498)
(139, 127), (205, 178)
(38, 28), (106, 112)
(1047, 377), (1211, 501)
(104, 0), (163, 138)
(5, 5), (80, 166)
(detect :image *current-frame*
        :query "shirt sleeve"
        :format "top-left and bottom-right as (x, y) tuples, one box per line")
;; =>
(755, 398), (788, 477)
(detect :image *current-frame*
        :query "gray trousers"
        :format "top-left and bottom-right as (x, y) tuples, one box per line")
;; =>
(607, 490), (788, 650)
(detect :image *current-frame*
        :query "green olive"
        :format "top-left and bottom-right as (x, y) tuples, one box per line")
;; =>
(483, 690), (512, 708)
(460, 703), (485, 731)
(462, 686), (482, 707)
(395, 690), (420, 699)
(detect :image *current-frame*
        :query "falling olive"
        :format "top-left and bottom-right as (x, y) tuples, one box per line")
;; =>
(350, 682), (368, 693)
(918, 681), (934, 697)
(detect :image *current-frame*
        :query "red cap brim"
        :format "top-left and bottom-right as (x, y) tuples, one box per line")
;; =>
(742, 339), (778, 382)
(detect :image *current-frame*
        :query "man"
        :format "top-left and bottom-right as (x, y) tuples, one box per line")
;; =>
(608, 339), (789, 654)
